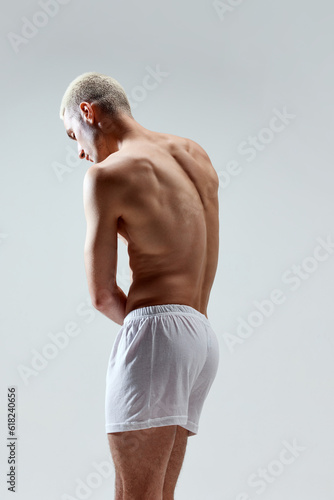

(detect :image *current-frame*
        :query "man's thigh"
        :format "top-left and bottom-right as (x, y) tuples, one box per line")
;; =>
(107, 425), (177, 493)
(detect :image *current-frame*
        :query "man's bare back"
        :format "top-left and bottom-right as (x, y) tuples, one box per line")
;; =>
(95, 131), (220, 319)
(61, 74), (221, 498)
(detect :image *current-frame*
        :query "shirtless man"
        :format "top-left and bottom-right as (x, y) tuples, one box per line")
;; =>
(60, 72), (220, 500)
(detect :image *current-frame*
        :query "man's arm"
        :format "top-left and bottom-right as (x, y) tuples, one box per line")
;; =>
(83, 167), (127, 325)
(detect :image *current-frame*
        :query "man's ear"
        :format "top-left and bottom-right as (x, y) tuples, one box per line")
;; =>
(80, 101), (95, 125)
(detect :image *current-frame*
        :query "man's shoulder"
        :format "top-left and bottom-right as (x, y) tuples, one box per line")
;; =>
(83, 154), (141, 209)
(166, 134), (213, 166)
(184, 137), (212, 162)
(85, 154), (135, 184)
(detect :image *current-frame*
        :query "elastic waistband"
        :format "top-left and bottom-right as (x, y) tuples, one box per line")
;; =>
(123, 303), (210, 326)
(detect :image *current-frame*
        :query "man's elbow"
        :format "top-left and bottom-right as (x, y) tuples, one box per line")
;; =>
(91, 297), (104, 311)
(91, 288), (115, 310)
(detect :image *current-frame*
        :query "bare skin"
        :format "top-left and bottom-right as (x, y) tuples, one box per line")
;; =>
(62, 102), (219, 499)
(115, 132), (219, 319)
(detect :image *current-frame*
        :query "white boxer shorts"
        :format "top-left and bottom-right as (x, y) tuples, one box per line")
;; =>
(105, 304), (219, 437)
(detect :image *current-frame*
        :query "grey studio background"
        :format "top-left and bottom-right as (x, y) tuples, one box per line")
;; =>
(1, 0), (334, 499)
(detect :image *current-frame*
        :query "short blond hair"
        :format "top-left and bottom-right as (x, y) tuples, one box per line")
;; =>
(59, 72), (132, 120)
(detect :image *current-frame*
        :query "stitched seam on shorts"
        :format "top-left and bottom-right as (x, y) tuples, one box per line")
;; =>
(106, 415), (189, 426)
(186, 419), (198, 426)
(124, 311), (210, 326)
(148, 334), (154, 412)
